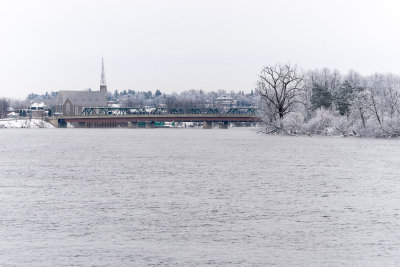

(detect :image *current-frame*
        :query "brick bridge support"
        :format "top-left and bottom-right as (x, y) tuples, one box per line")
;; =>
(219, 121), (229, 129)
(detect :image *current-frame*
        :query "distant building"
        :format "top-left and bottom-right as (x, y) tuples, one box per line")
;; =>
(108, 100), (121, 108)
(215, 95), (237, 108)
(57, 90), (108, 116)
(30, 102), (45, 111)
(28, 58), (109, 116)
(7, 111), (19, 119)
(30, 102), (47, 118)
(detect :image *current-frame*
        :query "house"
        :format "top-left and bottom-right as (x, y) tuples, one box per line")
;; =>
(7, 111), (19, 119)
(214, 95), (237, 108)
(30, 102), (47, 118)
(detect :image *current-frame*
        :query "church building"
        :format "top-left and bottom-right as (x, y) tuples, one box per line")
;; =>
(54, 58), (109, 116)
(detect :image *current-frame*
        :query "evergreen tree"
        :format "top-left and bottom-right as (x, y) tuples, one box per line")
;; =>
(311, 85), (332, 110)
(144, 91), (152, 99)
(113, 90), (120, 100)
(334, 80), (354, 116)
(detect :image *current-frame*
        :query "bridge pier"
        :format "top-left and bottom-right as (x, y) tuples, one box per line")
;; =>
(203, 121), (213, 129)
(219, 121), (230, 129)
(128, 121), (139, 128)
(146, 121), (156, 128)
(58, 119), (67, 128)
(48, 118), (59, 128)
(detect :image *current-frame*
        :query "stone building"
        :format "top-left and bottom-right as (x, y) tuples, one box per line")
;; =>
(58, 90), (108, 116)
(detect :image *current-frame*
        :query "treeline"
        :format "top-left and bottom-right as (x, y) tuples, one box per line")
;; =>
(27, 91), (58, 99)
(110, 89), (256, 109)
(258, 64), (400, 138)
(24, 88), (257, 109)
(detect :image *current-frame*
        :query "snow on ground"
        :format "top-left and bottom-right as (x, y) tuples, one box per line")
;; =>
(0, 119), (54, 128)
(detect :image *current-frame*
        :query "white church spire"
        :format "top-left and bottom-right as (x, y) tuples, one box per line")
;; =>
(100, 57), (107, 92)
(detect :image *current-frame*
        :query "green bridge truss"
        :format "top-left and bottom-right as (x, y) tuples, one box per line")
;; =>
(80, 107), (257, 116)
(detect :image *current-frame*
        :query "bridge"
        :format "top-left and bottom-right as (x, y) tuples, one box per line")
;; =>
(51, 107), (260, 128)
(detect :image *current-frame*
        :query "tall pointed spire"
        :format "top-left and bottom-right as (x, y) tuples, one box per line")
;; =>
(100, 57), (107, 92)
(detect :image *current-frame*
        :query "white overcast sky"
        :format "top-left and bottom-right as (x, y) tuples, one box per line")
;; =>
(1, 0), (400, 98)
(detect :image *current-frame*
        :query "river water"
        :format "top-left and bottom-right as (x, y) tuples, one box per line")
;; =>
(0, 128), (399, 266)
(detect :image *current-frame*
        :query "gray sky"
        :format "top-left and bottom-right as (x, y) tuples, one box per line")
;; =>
(1, 0), (400, 98)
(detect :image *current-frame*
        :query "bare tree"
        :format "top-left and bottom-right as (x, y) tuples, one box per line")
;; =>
(350, 90), (370, 130)
(0, 98), (9, 119)
(121, 97), (135, 107)
(258, 64), (304, 122)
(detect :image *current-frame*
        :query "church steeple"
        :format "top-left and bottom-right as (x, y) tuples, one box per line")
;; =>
(100, 57), (107, 92)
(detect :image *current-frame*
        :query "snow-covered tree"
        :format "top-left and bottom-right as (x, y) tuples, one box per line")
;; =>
(258, 64), (304, 120)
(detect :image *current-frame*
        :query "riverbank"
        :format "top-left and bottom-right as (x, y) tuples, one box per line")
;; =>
(0, 119), (54, 128)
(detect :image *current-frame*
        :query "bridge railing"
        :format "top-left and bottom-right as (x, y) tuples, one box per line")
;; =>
(80, 107), (257, 116)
